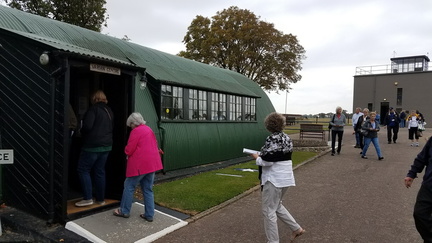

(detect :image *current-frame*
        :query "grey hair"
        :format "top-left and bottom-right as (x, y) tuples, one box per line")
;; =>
(126, 112), (146, 127)
(264, 112), (286, 133)
(363, 108), (369, 113)
(336, 106), (342, 112)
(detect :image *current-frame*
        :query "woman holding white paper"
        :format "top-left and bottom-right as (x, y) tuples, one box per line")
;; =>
(251, 112), (305, 243)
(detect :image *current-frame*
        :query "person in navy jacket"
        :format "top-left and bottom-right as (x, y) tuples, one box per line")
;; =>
(383, 107), (400, 144)
(405, 136), (432, 242)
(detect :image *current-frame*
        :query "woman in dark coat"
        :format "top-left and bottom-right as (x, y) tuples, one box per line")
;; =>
(75, 90), (114, 207)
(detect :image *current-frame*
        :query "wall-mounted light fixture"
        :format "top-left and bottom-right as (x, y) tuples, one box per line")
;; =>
(383, 98), (387, 101)
(140, 70), (148, 90)
(394, 82), (398, 86)
(39, 51), (50, 65)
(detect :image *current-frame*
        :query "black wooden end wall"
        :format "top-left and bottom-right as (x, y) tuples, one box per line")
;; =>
(0, 33), (66, 221)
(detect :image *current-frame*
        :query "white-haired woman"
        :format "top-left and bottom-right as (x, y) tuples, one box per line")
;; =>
(329, 106), (346, 156)
(113, 112), (163, 221)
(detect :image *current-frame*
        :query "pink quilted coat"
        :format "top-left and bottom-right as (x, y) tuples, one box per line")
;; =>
(124, 124), (163, 177)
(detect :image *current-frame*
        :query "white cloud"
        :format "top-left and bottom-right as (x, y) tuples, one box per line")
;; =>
(104, 0), (432, 114)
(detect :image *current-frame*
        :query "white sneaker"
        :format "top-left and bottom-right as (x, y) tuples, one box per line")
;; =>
(411, 143), (414, 146)
(96, 200), (106, 205)
(75, 199), (93, 207)
(416, 142), (419, 147)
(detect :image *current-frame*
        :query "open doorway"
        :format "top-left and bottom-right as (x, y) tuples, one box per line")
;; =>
(67, 65), (134, 215)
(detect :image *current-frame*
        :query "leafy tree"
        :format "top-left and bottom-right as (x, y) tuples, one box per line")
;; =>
(4, 0), (108, 32)
(179, 6), (306, 91)
(318, 113), (326, 119)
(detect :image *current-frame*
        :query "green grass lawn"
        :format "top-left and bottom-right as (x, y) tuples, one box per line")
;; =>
(152, 151), (317, 215)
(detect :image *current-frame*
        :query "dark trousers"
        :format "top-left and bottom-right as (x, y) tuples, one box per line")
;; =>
(414, 184), (432, 243)
(387, 125), (399, 142)
(358, 132), (364, 149)
(331, 130), (344, 153)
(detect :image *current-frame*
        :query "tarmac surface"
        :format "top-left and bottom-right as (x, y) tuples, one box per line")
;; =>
(0, 128), (428, 242)
(152, 128), (426, 243)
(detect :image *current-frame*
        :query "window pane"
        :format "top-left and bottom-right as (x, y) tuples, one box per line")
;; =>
(211, 93), (226, 120)
(161, 85), (183, 120)
(199, 91), (208, 120)
(397, 88), (402, 106)
(245, 97), (256, 121)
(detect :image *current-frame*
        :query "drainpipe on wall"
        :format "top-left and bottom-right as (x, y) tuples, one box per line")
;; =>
(47, 56), (68, 224)
(47, 69), (56, 224)
(157, 123), (166, 174)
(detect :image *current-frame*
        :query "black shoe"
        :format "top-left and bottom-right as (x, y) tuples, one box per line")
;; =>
(140, 214), (153, 222)
(331, 153), (335, 156)
(361, 155), (368, 159)
(359, 151), (363, 154)
(379, 157), (384, 160)
(393, 141), (396, 143)
(337, 152), (340, 155)
(388, 141), (391, 144)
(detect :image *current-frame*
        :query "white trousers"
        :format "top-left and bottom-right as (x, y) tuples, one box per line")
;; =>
(262, 181), (301, 243)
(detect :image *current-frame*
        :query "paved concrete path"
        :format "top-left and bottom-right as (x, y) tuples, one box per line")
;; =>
(65, 203), (188, 242)
(153, 128), (427, 243)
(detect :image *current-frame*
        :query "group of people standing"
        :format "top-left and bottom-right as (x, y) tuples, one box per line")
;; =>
(353, 108), (384, 160)
(73, 90), (163, 222)
(329, 106), (383, 159)
(249, 110), (431, 243)
(330, 106), (426, 160)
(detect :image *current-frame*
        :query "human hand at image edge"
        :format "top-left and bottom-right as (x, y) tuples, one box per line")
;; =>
(404, 177), (414, 188)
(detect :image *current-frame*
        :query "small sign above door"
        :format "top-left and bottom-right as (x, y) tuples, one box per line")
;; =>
(90, 63), (121, 75)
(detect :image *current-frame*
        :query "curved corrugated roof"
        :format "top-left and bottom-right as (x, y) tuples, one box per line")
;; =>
(0, 6), (259, 97)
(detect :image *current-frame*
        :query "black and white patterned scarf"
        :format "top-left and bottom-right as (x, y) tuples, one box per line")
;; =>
(260, 131), (293, 161)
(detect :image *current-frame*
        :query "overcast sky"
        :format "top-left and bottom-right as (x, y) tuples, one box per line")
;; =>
(103, 0), (432, 115)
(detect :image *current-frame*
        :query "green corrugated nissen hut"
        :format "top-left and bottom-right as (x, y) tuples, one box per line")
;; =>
(0, 6), (275, 222)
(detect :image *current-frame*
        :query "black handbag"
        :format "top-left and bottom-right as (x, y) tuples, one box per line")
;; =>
(328, 115), (335, 129)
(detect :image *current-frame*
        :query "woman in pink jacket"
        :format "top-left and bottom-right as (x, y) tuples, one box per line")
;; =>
(113, 112), (163, 221)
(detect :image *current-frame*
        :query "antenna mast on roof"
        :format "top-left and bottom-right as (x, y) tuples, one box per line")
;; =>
(393, 51), (397, 58)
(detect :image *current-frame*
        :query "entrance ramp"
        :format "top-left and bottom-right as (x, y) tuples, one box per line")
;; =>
(66, 202), (187, 243)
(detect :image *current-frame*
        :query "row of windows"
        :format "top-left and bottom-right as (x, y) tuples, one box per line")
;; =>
(161, 84), (256, 121)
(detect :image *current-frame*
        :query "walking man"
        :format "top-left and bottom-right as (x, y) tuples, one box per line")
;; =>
(399, 110), (407, 128)
(383, 107), (400, 144)
(352, 107), (363, 148)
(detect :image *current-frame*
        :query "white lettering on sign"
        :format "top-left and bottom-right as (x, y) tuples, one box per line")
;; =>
(90, 63), (121, 75)
(0, 150), (13, 164)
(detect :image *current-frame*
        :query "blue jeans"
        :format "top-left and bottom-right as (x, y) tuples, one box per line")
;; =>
(120, 172), (155, 218)
(77, 150), (110, 201)
(355, 131), (360, 146)
(362, 137), (382, 158)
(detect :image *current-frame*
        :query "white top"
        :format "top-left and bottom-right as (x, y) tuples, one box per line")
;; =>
(408, 117), (419, 128)
(352, 112), (363, 127)
(256, 158), (295, 187)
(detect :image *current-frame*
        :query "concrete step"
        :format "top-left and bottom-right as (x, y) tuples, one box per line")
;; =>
(66, 202), (187, 243)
